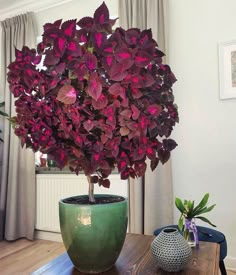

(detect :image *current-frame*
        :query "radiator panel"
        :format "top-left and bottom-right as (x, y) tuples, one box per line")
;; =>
(35, 173), (128, 233)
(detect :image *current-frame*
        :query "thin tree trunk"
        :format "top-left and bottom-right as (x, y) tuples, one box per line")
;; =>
(87, 176), (96, 203)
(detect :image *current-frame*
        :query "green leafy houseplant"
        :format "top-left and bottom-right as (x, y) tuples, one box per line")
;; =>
(175, 193), (216, 243)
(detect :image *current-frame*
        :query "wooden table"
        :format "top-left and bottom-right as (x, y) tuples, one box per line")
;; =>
(32, 233), (220, 275)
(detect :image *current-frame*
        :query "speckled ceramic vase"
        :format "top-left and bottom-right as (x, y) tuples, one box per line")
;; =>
(59, 194), (128, 274)
(151, 227), (192, 272)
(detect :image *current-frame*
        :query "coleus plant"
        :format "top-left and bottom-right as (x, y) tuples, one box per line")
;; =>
(7, 2), (179, 203)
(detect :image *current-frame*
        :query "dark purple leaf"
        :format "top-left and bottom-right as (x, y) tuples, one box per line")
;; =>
(134, 162), (147, 177)
(125, 28), (140, 45)
(61, 19), (76, 37)
(110, 63), (128, 81)
(134, 51), (152, 67)
(66, 39), (82, 56)
(92, 93), (108, 109)
(77, 16), (94, 30)
(44, 50), (60, 66)
(83, 119), (95, 132)
(54, 37), (67, 56)
(94, 2), (109, 25)
(84, 52), (97, 71)
(108, 83), (126, 99)
(163, 139), (178, 151)
(150, 158), (159, 171)
(131, 104), (140, 120)
(147, 104), (162, 116)
(92, 32), (106, 49)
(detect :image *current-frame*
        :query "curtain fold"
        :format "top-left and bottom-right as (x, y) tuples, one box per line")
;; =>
(0, 12), (36, 241)
(119, 0), (174, 235)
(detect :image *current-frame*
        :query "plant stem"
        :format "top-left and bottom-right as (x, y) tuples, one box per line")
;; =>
(87, 175), (96, 203)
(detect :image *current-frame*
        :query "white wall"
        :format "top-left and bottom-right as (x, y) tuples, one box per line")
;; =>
(169, 0), (236, 269)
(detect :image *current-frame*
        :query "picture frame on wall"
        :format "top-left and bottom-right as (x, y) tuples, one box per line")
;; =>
(218, 40), (236, 99)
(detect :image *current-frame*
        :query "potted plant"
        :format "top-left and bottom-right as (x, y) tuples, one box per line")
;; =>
(175, 193), (216, 246)
(7, 2), (179, 273)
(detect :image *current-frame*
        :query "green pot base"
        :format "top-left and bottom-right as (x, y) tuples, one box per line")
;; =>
(59, 194), (128, 274)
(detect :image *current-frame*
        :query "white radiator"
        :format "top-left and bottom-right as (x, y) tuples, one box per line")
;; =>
(35, 173), (128, 233)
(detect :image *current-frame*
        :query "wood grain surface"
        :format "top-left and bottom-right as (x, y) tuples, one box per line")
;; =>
(32, 233), (220, 275)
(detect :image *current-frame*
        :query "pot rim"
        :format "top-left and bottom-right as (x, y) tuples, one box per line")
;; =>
(59, 194), (128, 206)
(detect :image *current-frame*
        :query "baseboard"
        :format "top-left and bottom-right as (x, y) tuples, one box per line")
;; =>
(225, 256), (236, 270)
(34, 230), (63, 242)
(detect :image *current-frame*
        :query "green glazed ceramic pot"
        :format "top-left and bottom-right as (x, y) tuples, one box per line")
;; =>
(59, 194), (128, 274)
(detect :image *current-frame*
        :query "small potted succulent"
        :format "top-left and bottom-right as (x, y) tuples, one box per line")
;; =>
(7, 2), (179, 273)
(175, 193), (216, 247)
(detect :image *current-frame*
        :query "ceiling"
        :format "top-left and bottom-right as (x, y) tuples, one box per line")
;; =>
(0, 0), (72, 21)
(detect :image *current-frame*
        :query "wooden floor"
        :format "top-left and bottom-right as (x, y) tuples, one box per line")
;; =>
(0, 238), (65, 275)
(0, 238), (236, 275)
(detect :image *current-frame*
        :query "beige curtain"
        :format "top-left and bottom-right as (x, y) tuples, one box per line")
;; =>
(119, 0), (174, 235)
(0, 13), (36, 240)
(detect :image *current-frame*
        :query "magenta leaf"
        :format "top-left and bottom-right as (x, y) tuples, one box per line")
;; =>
(142, 73), (155, 87)
(61, 19), (76, 37)
(147, 104), (162, 116)
(110, 63), (128, 81)
(92, 93), (108, 109)
(84, 52), (97, 71)
(102, 55), (115, 70)
(77, 16), (94, 30)
(134, 162), (147, 177)
(83, 119), (95, 132)
(86, 72), (102, 101)
(66, 39), (82, 56)
(146, 147), (156, 160)
(44, 50), (60, 66)
(121, 169), (130, 180)
(139, 29), (153, 48)
(55, 62), (66, 74)
(131, 87), (143, 99)
(108, 83), (126, 99)
(54, 37), (67, 56)
(94, 1), (109, 25)
(102, 42), (115, 55)
(125, 29), (140, 45)
(57, 84), (77, 104)
(92, 32), (106, 49)
(43, 19), (62, 32)
(76, 29), (88, 43)
(134, 51), (152, 67)
(131, 104), (140, 120)
(115, 47), (133, 62)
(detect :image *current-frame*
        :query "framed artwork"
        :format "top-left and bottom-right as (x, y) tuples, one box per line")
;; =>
(218, 40), (236, 99)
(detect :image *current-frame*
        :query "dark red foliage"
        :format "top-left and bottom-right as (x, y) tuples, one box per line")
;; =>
(7, 2), (179, 188)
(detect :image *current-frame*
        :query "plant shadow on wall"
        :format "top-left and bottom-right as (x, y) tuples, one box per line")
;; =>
(6, 2), (179, 273)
